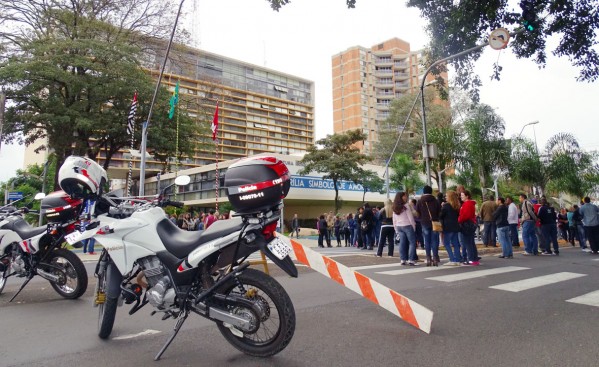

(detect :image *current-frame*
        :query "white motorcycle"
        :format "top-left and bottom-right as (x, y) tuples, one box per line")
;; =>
(66, 158), (298, 361)
(0, 194), (88, 301)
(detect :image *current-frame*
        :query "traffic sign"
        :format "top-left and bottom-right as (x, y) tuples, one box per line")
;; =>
(488, 28), (510, 50)
(8, 191), (24, 200)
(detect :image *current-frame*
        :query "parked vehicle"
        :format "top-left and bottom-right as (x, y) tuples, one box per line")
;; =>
(61, 156), (297, 361)
(0, 193), (88, 301)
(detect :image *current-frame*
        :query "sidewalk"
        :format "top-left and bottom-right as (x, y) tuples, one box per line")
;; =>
(72, 235), (577, 263)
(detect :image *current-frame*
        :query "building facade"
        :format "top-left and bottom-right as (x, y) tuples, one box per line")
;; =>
(24, 45), (315, 183)
(332, 38), (434, 154)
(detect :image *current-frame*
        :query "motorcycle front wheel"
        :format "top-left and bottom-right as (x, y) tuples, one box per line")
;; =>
(215, 268), (296, 357)
(46, 248), (88, 299)
(96, 259), (118, 339)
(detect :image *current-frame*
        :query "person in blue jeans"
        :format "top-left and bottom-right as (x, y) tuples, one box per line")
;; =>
(82, 238), (96, 255)
(440, 190), (462, 264)
(519, 193), (538, 255)
(493, 197), (513, 258)
(416, 185), (441, 266)
(392, 192), (418, 266)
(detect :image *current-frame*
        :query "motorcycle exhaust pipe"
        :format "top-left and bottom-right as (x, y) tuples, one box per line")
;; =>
(36, 268), (61, 283)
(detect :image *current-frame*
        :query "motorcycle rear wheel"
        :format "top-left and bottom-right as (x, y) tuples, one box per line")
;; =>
(215, 268), (295, 357)
(47, 248), (88, 299)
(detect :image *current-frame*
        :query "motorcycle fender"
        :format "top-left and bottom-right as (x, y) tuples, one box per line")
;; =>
(106, 261), (123, 299)
(0, 230), (21, 253)
(255, 237), (298, 278)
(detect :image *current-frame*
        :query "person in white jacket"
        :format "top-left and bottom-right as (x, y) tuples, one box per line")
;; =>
(506, 196), (520, 247)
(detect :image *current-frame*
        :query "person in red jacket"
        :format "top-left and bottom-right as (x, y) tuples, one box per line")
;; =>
(458, 190), (480, 265)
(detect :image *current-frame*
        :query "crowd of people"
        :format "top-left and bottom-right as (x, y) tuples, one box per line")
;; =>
(307, 185), (599, 266)
(169, 209), (230, 231)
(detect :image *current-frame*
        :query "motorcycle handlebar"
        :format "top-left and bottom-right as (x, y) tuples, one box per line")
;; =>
(162, 200), (184, 208)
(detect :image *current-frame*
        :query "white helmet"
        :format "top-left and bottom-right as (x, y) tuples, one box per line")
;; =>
(58, 156), (108, 198)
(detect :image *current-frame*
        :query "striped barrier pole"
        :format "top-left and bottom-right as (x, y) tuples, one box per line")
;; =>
(283, 236), (433, 334)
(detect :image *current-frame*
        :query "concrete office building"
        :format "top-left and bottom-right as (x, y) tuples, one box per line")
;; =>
(24, 45), (315, 184)
(332, 38), (439, 153)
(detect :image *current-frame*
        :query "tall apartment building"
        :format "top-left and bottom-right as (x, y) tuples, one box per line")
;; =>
(332, 38), (432, 154)
(24, 45), (315, 182)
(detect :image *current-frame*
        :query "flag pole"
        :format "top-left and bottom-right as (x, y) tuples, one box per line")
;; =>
(139, 0), (185, 196)
(126, 91), (138, 196)
(213, 99), (220, 212)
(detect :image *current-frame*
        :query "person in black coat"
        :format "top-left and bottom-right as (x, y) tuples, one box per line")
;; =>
(318, 215), (331, 248)
(493, 197), (512, 258)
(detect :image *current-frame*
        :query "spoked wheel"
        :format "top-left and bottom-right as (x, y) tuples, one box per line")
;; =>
(96, 259), (117, 339)
(46, 248), (88, 299)
(215, 268), (295, 357)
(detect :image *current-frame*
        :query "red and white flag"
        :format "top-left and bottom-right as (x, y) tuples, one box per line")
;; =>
(211, 103), (219, 141)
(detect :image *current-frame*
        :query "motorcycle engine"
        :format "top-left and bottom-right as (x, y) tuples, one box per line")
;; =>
(10, 245), (27, 276)
(139, 256), (175, 309)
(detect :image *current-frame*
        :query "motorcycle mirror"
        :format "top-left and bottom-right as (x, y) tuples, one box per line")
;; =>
(174, 175), (190, 186)
(34, 193), (46, 200)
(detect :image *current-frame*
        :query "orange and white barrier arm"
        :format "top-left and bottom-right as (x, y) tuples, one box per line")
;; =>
(283, 236), (433, 334)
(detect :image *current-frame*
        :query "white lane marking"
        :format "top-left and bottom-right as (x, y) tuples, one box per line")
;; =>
(426, 266), (530, 282)
(351, 262), (407, 271)
(378, 265), (458, 275)
(113, 329), (162, 340)
(566, 290), (599, 307)
(490, 272), (587, 292)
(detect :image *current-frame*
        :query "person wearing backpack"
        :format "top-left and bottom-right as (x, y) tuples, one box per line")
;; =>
(519, 193), (539, 255)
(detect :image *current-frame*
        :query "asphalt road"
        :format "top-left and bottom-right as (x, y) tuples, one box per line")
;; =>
(1, 245), (598, 367)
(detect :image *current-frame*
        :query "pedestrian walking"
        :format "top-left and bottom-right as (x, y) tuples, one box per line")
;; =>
(291, 213), (300, 238)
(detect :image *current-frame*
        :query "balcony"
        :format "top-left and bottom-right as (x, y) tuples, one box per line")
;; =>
(374, 57), (393, 66)
(395, 82), (410, 90)
(394, 72), (410, 80)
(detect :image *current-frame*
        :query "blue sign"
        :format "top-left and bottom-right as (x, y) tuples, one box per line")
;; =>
(8, 191), (24, 200)
(290, 176), (397, 194)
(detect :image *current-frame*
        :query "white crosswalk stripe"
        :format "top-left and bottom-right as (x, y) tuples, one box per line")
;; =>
(425, 266), (529, 282)
(377, 266), (459, 275)
(566, 290), (599, 307)
(489, 272), (587, 292)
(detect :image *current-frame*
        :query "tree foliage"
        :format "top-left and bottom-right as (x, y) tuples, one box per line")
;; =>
(299, 129), (370, 212)
(459, 104), (510, 194)
(0, 1), (205, 188)
(389, 153), (424, 195)
(354, 168), (385, 202)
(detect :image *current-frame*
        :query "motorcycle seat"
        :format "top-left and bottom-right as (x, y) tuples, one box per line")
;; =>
(156, 217), (245, 259)
(3, 218), (47, 239)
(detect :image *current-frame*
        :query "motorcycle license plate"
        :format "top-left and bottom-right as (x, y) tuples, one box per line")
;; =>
(65, 231), (83, 245)
(267, 237), (291, 260)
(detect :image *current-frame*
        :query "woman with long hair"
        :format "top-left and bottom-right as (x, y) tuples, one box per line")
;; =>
(393, 192), (418, 266)
(458, 190), (479, 265)
(376, 200), (396, 257)
(440, 190), (462, 265)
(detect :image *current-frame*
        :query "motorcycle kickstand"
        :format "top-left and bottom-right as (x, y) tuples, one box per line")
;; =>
(154, 310), (189, 361)
(9, 274), (34, 303)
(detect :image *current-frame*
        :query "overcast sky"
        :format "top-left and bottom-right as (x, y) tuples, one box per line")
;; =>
(2, 0), (598, 182)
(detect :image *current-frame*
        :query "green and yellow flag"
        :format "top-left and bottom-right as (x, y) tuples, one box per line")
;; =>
(168, 81), (179, 119)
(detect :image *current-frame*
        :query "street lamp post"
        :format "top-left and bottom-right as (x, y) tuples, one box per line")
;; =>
(518, 120), (539, 137)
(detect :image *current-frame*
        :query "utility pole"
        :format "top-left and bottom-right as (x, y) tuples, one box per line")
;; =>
(0, 92), (5, 153)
